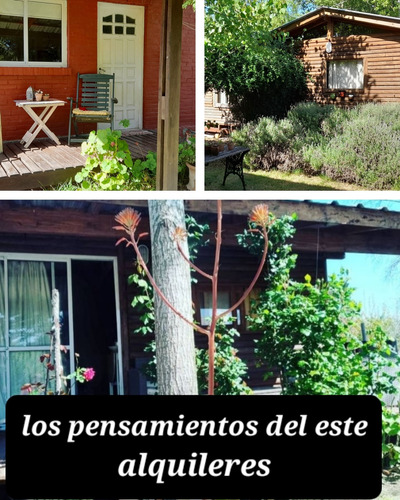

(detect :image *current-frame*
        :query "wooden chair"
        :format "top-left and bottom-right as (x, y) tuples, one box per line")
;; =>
(67, 73), (118, 145)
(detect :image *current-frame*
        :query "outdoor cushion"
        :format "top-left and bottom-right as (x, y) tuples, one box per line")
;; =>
(72, 108), (109, 116)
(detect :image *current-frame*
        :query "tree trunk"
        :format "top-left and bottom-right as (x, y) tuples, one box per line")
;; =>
(148, 200), (198, 395)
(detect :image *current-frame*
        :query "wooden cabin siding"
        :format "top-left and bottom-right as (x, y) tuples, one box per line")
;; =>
(205, 90), (224, 125)
(299, 31), (400, 104)
(204, 90), (237, 131)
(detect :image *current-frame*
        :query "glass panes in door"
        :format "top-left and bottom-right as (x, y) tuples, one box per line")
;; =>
(0, 258), (70, 408)
(102, 13), (136, 36)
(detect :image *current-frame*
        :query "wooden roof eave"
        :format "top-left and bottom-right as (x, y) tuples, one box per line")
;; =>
(279, 7), (400, 36)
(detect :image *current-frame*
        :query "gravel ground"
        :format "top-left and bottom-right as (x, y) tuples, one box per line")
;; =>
(379, 470), (400, 499)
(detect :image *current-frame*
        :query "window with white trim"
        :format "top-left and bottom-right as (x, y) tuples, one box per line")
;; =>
(0, 0), (67, 66)
(214, 90), (229, 107)
(327, 59), (364, 90)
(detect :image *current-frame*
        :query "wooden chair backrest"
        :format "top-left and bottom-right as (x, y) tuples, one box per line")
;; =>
(76, 73), (115, 112)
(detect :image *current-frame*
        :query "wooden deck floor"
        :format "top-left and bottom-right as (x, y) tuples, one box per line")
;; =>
(0, 130), (157, 190)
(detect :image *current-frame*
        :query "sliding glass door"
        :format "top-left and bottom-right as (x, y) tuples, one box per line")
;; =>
(0, 253), (122, 425)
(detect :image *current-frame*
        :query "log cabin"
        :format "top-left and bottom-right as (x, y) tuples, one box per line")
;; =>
(1, 199), (400, 405)
(279, 7), (400, 105)
(1, 198), (400, 489)
(204, 89), (237, 135)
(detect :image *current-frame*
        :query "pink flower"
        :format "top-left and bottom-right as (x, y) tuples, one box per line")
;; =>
(20, 383), (32, 395)
(83, 367), (95, 381)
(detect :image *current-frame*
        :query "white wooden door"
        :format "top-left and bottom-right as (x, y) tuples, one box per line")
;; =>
(98, 2), (144, 130)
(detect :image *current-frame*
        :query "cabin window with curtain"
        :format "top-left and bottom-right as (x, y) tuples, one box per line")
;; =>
(199, 290), (244, 327)
(327, 59), (364, 90)
(0, 0), (67, 66)
(0, 258), (70, 426)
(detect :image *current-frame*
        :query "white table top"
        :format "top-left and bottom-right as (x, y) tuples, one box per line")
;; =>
(15, 98), (66, 106)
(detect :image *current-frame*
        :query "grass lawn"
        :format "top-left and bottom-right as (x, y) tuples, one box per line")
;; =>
(205, 161), (365, 191)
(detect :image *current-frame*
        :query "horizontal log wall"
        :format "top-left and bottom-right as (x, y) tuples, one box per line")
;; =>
(299, 31), (400, 105)
(204, 90), (235, 128)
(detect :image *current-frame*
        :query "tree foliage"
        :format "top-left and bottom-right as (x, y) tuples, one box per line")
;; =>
(205, 0), (308, 122)
(238, 214), (400, 399)
(312, 0), (400, 17)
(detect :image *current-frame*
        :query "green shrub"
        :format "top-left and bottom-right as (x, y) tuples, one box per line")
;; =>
(239, 213), (400, 467)
(232, 116), (300, 170)
(234, 101), (400, 189)
(287, 102), (333, 138)
(316, 105), (400, 189)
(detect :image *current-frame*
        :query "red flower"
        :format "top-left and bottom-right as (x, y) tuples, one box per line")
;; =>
(20, 383), (32, 394)
(172, 226), (187, 243)
(114, 208), (142, 236)
(83, 367), (95, 381)
(249, 204), (269, 227)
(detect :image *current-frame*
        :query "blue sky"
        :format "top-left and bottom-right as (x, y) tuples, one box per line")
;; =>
(313, 200), (400, 318)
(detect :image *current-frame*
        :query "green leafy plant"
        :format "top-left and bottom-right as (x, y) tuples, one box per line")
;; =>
(76, 128), (134, 190)
(239, 212), (400, 468)
(178, 135), (196, 171)
(382, 406), (400, 468)
(131, 151), (157, 190)
(196, 319), (252, 395)
(233, 101), (400, 189)
(75, 119), (156, 190)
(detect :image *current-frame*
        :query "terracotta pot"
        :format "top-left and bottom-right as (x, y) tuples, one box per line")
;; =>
(35, 93), (43, 101)
(228, 142), (235, 150)
(186, 162), (195, 191)
(43, 94), (50, 101)
(218, 143), (225, 152)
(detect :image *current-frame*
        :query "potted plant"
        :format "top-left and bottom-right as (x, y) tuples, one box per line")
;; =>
(43, 93), (50, 101)
(217, 140), (225, 153)
(35, 89), (43, 101)
(227, 140), (235, 151)
(206, 140), (219, 156)
(178, 136), (196, 190)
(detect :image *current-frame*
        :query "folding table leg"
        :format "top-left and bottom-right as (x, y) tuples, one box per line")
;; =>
(21, 105), (61, 148)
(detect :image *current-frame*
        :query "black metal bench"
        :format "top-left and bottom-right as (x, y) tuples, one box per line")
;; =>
(205, 145), (250, 190)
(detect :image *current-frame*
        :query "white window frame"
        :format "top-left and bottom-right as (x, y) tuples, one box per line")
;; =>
(0, 253), (123, 419)
(327, 59), (364, 90)
(0, 0), (67, 67)
(213, 90), (229, 107)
